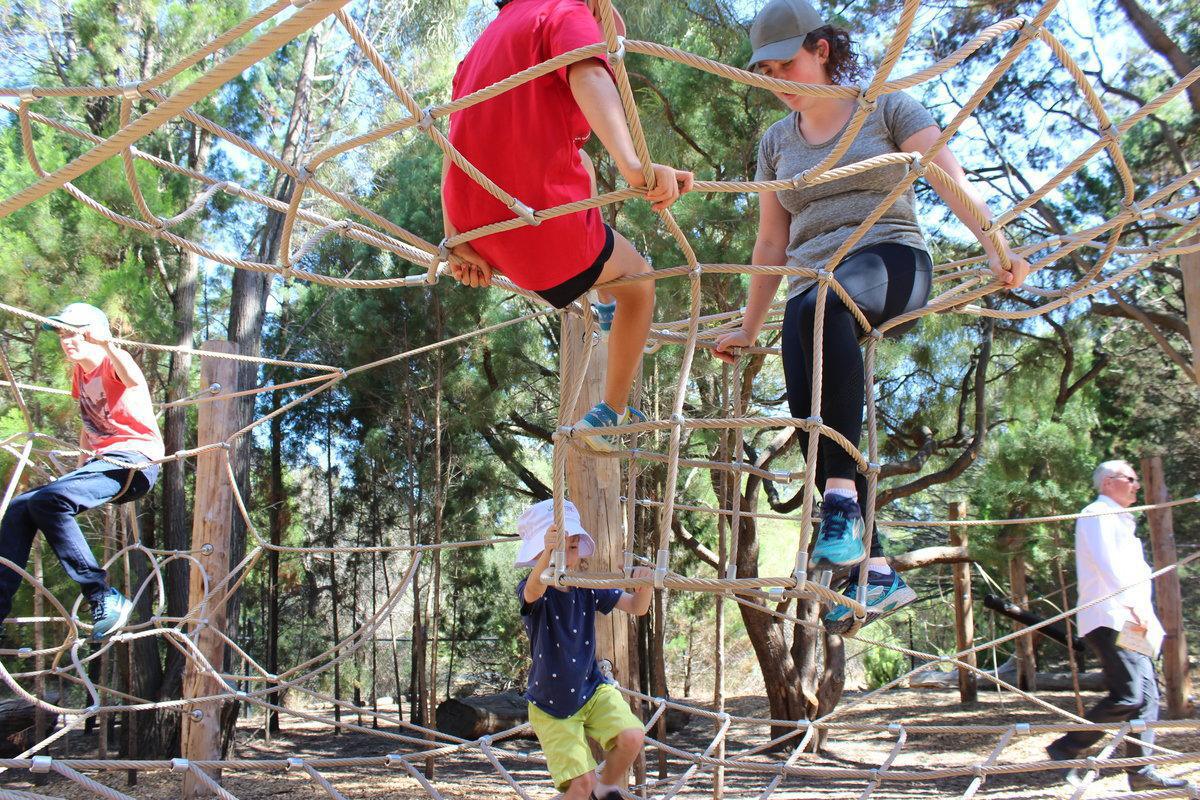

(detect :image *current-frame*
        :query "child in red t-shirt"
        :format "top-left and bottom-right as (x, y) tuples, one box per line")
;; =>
(0, 303), (162, 644)
(442, 0), (692, 451)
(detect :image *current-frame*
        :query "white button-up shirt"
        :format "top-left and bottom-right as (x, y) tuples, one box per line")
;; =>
(1075, 494), (1165, 654)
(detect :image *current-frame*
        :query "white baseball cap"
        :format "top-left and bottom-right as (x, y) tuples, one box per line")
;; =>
(514, 499), (596, 567)
(45, 302), (111, 337)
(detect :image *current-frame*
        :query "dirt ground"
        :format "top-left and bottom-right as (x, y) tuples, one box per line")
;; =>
(3, 687), (1198, 799)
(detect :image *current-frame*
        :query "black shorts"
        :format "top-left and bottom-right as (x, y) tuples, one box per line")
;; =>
(534, 225), (615, 309)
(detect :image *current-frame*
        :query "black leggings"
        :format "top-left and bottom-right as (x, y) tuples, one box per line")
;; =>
(782, 243), (932, 557)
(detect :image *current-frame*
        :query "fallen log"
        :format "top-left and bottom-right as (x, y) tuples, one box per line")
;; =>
(437, 693), (532, 740)
(983, 594), (1087, 652)
(0, 696), (61, 756)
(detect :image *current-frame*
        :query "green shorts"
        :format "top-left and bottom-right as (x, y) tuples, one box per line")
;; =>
(528, 682), (642, 791)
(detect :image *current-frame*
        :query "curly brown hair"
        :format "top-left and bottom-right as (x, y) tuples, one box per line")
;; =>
(803, 25), (865, 85)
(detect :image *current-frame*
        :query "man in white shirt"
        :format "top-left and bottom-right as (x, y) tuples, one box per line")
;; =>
(1045, 460), (1189, 790)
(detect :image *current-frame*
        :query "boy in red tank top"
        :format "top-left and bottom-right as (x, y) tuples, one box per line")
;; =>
(0, 303), (162, 644)
(441, 0), (692, 451)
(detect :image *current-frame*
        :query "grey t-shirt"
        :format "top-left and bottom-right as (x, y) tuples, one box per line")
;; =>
(755, 91), (936, 299)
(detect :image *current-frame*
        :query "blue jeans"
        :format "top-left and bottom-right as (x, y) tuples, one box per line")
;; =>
(0, 451), (159, 620)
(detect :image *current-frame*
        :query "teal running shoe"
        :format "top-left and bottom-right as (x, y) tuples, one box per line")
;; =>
(810, 494), (866, 568)
(592, 300), (617, 333)
(824, 569), (917, 634)
(576, 402), (646, 452)
(90, 588), (134, 642)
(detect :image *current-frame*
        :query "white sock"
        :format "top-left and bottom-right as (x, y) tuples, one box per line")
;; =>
(824, 487), (858, 501)
(594, 781), (618, 798)
(869, 564), (893, 576)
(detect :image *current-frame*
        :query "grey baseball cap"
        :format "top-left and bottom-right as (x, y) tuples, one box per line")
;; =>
(44, 302), (110, 336)
(748, 0), (826, 69)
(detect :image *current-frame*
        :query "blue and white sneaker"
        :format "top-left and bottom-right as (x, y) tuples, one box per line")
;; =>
(576, 402), (646, 452)
(810, 494), (866, 569)
(592, 300), (617, 333)
(90, 588), (134, 642)
(824, 568), (917, 634)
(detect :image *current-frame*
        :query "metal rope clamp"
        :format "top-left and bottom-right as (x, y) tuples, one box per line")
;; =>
(856, 93), (878, 115)
(17, 88), (36, 103)
(509, 199), (539, 226)
(653, 548), (669, 589)
(286, 757), (304, 772)
(608, 36), (626, 63)
(909, 154), (928, 179)
(418, 107), (436, 132)
(171, 758), (190, 772)
(30, 756), (52, 774)
(385, 753), (404, 768)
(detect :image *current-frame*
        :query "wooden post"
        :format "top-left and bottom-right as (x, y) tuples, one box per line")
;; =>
(1141, 455), (1193, 719)
(949, 501), (976, 704)
(1182, 235), (1200, 380)
(560, 308), (635, 786)
(560, 310), (632, 684)
(181, 341), (239, 798)
(1008, 532), (1037, 692)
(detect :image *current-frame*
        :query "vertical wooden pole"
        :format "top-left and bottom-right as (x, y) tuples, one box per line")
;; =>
(560, 310), (631, 683)
(1182, 234), (1200, 381)
(181, 341), (238, 798)
(1008, 532), (1037, 691)
(949, 501), (976, 704)
(561, 308), (635, 789)
(1141, 454), (1193, 719)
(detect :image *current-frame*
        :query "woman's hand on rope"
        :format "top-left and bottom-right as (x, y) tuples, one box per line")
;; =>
(989, 249), (1031, 289)
(712, 328), (754, 364)
(632, 163), (694, 212)
(448, 242), (494, 289)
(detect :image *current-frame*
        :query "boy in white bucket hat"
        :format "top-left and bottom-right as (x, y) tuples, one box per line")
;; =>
(515, 498), (651, 800)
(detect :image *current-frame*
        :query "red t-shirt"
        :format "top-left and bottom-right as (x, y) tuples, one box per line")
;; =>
(72, 357), (164, 461)
(444, 0), (612, 291)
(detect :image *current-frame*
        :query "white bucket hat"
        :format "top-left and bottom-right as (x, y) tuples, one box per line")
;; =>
(514, 499), (595, 567)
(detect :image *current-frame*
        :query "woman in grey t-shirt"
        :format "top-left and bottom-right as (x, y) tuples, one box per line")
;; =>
(714, 0), (1030, 633)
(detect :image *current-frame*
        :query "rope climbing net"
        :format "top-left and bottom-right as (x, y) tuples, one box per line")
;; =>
(0, 0), (1198, 795)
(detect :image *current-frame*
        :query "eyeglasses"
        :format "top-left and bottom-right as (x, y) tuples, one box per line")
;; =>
(1109, 475), (1139, 484)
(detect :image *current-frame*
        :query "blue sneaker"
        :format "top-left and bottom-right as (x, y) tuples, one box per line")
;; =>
(576, 402), (645, 452)
(810, 494), (866, 569)
(89, 588), (134, 642)
(824, 569), (917, 634)
(592, 300), (617, 333)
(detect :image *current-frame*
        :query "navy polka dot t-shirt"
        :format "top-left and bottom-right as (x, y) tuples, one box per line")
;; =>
(517, 580), (622, 718)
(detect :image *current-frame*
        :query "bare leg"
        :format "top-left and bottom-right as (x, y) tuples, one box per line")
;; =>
(563, 771), (595, 799)
(597, 728), (644, 791)
(593, 231), (654, 412)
